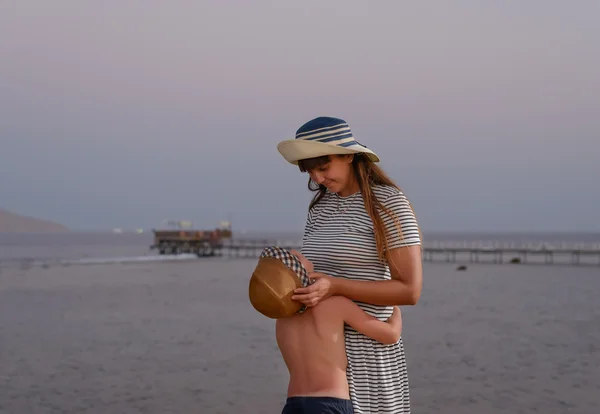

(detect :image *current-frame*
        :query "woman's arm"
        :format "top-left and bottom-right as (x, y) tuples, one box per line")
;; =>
(333, 245), (422, 306)
(292, 245), (422, 307)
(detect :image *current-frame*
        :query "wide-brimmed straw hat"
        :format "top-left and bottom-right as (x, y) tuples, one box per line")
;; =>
(277, 116), (380, 165)
(249, 246), (311, 319)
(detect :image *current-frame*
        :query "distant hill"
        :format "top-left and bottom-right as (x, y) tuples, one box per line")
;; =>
(0, 209), (69, 233)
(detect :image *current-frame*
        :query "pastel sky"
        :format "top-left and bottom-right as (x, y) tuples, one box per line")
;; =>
(1, 1), (598, 233)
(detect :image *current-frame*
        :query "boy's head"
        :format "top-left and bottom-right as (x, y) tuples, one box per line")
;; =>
(249, 246), (311, 319)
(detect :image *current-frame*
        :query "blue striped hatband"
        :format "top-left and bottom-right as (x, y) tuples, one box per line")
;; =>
(295, 117), (365, 149)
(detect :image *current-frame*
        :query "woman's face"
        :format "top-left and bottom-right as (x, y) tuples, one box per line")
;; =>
(306, 155), (354, 194)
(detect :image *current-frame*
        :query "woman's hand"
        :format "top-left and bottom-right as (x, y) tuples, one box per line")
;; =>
(291, 272), (335, 307)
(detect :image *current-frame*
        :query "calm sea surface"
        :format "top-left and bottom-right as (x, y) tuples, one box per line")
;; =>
(0, 232), (599, 413)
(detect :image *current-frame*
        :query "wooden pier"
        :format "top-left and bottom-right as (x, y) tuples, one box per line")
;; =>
(422, 247), (600, 266)
(214, 239), (600, 267)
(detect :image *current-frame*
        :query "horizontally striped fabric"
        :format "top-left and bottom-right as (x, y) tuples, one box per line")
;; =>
(300, 185), (421, 414)
(294, 116), (368, 150)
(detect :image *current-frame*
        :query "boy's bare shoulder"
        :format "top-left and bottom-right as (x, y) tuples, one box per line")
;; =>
(312, 296), (353, 315)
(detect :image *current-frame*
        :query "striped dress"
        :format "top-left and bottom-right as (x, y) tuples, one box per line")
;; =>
(300, 184), (421, 414)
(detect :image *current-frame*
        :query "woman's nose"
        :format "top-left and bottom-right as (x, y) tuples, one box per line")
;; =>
(311, 172), (324, 184)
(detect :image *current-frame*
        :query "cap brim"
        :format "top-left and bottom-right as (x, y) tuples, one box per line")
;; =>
(277, 140), (380, 165)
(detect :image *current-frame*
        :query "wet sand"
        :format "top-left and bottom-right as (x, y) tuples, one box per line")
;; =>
(1, 259), (598, 413)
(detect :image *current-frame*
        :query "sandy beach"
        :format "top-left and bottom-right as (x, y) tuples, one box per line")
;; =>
(1, 258), (598, 413)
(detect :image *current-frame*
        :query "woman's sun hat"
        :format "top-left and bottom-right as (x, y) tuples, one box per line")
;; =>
(277, 116), (380, 165)
(249, 246), (312, 319)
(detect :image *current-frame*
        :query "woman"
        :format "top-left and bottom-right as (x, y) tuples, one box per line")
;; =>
(277, 116), (423, 414)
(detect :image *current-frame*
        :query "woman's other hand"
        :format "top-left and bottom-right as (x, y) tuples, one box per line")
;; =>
(291, 272), (335, 307)
(290, 249), (314, 273)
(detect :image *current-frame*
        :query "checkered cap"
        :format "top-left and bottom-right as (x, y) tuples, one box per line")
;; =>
(259, 246), (311, 288)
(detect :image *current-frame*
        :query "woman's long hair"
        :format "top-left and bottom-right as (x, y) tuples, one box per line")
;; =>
(298, 153), (421, 264)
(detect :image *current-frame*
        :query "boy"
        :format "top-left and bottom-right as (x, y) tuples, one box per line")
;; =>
(275, 281), (402, 413)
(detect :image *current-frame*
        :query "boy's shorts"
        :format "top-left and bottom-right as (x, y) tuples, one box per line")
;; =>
(282, 396), (354, 414)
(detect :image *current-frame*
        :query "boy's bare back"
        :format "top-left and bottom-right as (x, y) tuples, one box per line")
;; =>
(275, 295), (402, 400)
